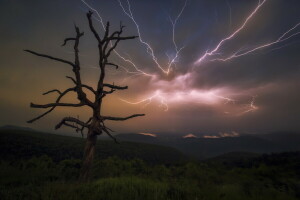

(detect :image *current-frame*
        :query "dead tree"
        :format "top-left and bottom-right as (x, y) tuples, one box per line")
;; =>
(25, 11), (145, 182)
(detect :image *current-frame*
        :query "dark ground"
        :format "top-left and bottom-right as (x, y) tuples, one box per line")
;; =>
(0, 128), (299, 200)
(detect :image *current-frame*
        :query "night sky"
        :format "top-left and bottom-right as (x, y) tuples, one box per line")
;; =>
(1, 0), (300, 136)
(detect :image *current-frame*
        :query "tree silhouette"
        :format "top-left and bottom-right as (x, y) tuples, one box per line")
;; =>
(25, 11), (145, 182)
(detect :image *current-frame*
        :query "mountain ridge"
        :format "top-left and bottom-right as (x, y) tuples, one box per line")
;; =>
(1, 125), (299, 160)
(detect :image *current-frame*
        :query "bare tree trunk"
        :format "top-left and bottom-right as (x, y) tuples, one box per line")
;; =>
(79, 129), (97, 182)
(25, 11), (145, 182)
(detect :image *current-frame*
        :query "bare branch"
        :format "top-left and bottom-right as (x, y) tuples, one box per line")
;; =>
(27, 87), (77, 123)
(105, 39), (120, 59)
(62, 30), (84, 47)
(66, 76), (96, 94)
(102, 21), (137, 60)
(103, 22), (137, 59)
(55, 116), (89, 130)
(82, 85), (96, 95)
(99, 88), (115, 99)
(27, 108), (55, 123)
(74, 25), (83, 67)
(24, 50), (74, 67)
(102, 89), (115, 95)
(105, 62), (119, 69)
(103, 83), (128, 90)
(87, 11), (106, 93)
(87, 11), (101, 43)
(108, 36), (138, 41)
(105, 126), (114, 132)
(66, 76), (77, 84)
(102, 126), (119, 144)
(103, 21), (125, 42)
(61, 38), (76, 46)
(103, 114), (145, 121)
(78, 117), (93, 137)
(30, 102), (84, 108)
(65, 76), (96, 95)
(85, 117), (93, 125)
(63, 122), (78, 129)
(43, 89), (62, 95)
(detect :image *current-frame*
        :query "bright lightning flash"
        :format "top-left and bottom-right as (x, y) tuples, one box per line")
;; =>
(80, 0), (299, 116)
(194, 0), (300, 64)
(118, 0), (186, 75)
(239, 96), (259, 115)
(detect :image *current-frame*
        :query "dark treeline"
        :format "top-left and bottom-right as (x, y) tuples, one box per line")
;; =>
(0, 130), (187, 164)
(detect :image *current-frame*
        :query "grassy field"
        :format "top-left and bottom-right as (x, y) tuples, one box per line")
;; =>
(0, 129), (299, 199)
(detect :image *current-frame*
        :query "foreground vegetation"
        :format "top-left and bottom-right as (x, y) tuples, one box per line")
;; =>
(0, 129), (299, 199)
(1, 152), (299, 200)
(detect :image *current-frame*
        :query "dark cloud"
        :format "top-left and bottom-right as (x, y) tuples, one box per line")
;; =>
(0, 0), (299, 134)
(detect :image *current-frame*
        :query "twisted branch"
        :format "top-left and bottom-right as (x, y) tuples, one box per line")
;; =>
(27, 87), (77, 123)
(105, 62), (119, 69)
(103, 83), (128, 90)
(55, 116), (89, 130)
(102, 126), (119, 144)
(62, 38), (76, 46)
(43, 89), (62, 95)
(24, 50), (75, 67)
(103, 114), (145, 121)
(30, 102), (84, 108)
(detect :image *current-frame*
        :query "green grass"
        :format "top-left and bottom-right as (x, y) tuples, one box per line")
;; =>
(0, 154), (299, 200)
(1, 176), (298, 200)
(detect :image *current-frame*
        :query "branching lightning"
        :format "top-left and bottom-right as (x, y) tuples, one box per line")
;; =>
(82, 0), (186, 77)
(195, 0), (267, 65)
(118, 0), (187, 75)
(79, 0), (299, 116)
(212, 94), (235, 104)
(119, 86), (237, 112)
(120, 91), (169, 111)
(81, 0), (154, 77)
(239, 96), (259, 115)
(212, 22), (300, 62)
(194, 0), (300, 64)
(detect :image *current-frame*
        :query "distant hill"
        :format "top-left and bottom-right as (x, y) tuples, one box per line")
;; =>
(205, 151), (261, 166)
(116, 132), (300, 159)
(2, 126), (299, 161)
(257, 132), (300, 152)
(0, 129), (187, 164)
(0, 125), (35, 132)
(116, 133), (160, 144)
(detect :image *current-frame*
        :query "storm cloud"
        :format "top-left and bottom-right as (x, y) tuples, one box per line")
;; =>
(0, 0), (299, 135)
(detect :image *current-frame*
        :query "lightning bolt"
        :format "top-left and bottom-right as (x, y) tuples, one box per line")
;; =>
(120, 88), (238, 112)
(195, 0), (267, 65)
(212, 22), (300, 62)
(79, 0), (299, 116)
(81, 0), (154, 77)
(239, 96), (259, 115)
(195, 0), (300, 64)
(120, 91), (168, 111)
(212, 94), (235, 104)
(118, 0), (187, 75)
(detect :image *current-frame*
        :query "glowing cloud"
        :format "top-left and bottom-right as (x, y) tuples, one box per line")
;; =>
(138, 132), (157, 137)
(80, 0), (298, 117)
(120, 72), (236, 111)
(203, 135), (220, 139)
(203, 131), (240, 139)
(183, 134), (198, 138)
